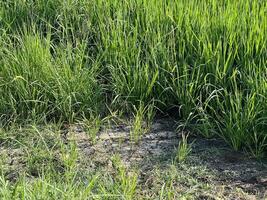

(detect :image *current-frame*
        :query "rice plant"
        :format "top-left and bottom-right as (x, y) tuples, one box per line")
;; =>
(0, 0), (266, 156)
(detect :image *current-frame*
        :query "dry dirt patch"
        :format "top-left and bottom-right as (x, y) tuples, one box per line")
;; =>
(64, 118), (267, 199)
(1, 119), (266, 199)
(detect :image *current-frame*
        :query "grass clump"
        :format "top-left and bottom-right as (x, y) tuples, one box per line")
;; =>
(0, 32), (103, 124)
(130, 102), (155, 142)
(175, 134), (192, 163)
(0, 0), (266, 156)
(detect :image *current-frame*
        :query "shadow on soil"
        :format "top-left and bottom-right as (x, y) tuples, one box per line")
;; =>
(66, 118), (267, 198)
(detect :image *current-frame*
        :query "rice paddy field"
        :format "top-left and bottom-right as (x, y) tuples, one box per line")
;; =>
(0, 0), (266, 199)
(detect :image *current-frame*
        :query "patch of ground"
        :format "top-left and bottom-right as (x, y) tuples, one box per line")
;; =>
(67, 120), (178, 168)
(0, 119), (266, 199)
(64, 118), (267, 199)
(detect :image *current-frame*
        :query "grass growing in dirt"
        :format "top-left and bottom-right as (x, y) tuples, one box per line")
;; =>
(0, 0), (266, 156)
(0, 0), (266, 199)
(1, 122), (266, 199)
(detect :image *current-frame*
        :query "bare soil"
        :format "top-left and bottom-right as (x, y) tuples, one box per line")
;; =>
(1, 119), (266, 199)
(65, 118), (267, 199)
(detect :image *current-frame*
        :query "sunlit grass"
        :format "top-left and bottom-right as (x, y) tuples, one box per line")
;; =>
(0, 0), (266, 156)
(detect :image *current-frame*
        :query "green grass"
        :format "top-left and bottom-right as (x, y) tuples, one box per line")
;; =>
(175, 133), (192, 163)
(0, 0), (266, 194)
(0, 125), (139, 200)
(1, 125), (263, 200)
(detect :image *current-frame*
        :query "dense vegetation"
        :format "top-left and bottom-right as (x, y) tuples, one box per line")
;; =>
(0, 0), (266, 157)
